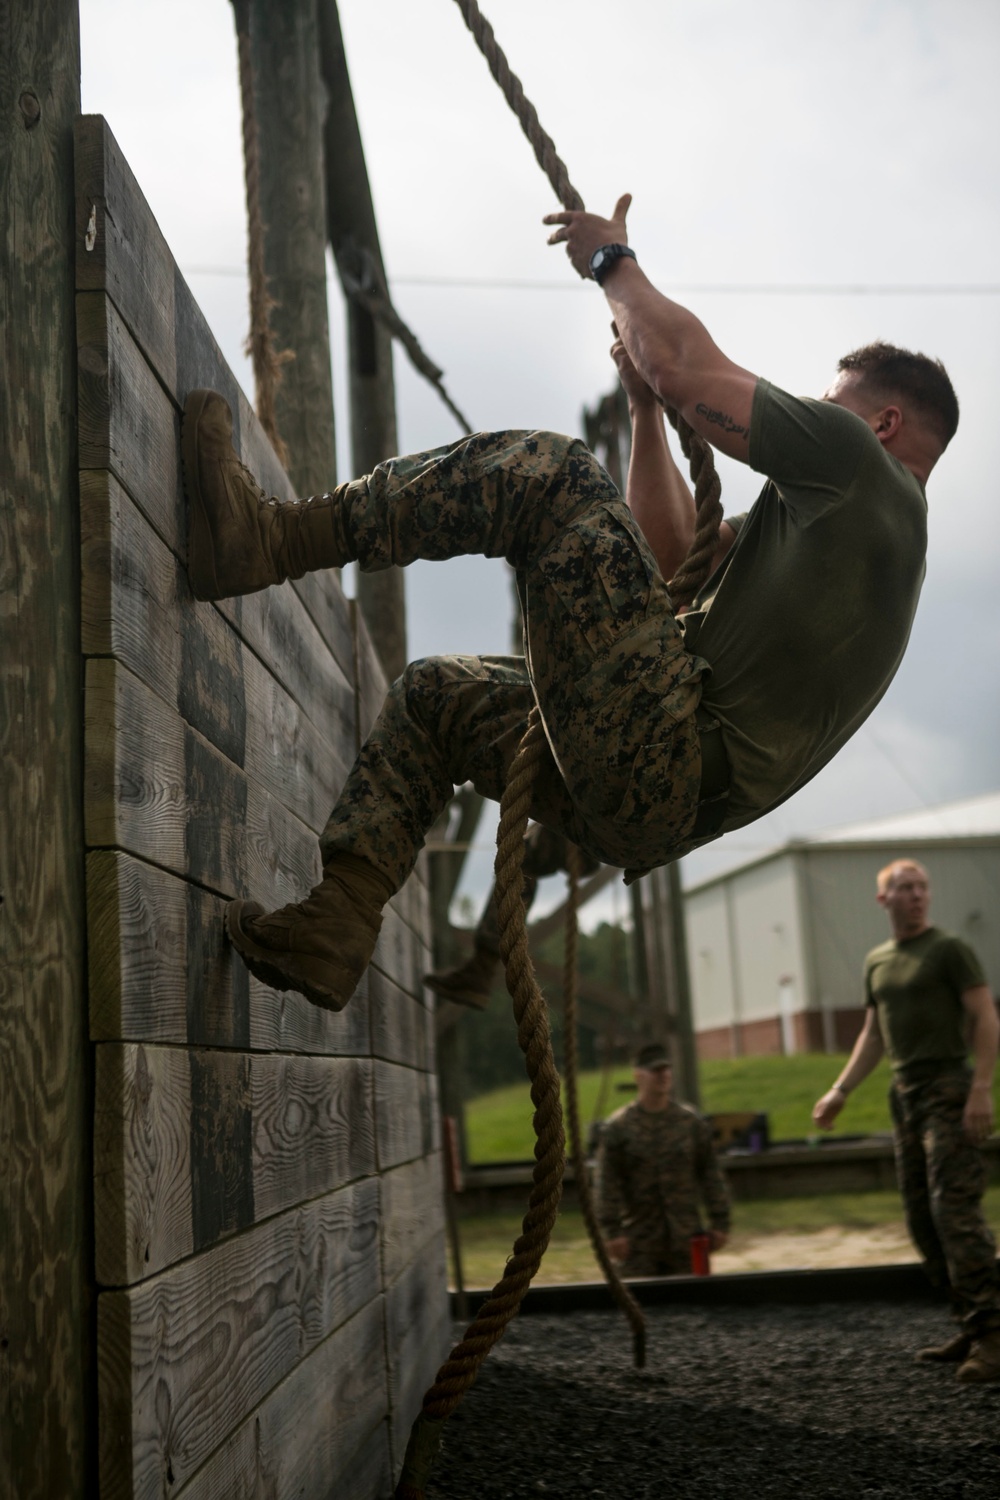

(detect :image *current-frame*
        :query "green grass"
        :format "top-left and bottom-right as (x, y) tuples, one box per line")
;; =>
(464, 1053), (901, 1164)
(450, 1188), (1000, 1288)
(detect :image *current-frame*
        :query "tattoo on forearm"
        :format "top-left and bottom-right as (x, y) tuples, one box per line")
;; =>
(695, 403), (749, 440)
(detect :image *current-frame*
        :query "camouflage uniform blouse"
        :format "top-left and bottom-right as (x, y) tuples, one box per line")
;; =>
(596, 1100), (731, 1260)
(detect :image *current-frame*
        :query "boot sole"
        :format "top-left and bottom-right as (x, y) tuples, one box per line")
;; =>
(182, 388), (226, 601)
(226, 899), (355, 1012)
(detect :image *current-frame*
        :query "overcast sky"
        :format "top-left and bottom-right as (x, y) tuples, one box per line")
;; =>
(80, 0), (1000, 923)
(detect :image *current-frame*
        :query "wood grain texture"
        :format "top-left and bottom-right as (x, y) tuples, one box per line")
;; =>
(379, 1155), (447, 1288)
(98, 1178), (381, 1500)
(169, 1301), (389, 1500)
(84, 656), (321, 907)
(0, 7), (93, 1495)
(80, 469), (352, 829)
(374, 900), (431, 1004)
(87, 849), (375, 1053)
(76, 292), (357, 751)
(95, 1044), (375, 1286)
(385, 1235), (451, 1475)
(74, 114), (355, 684)
(368, 964), (431, 1071)
(374, 1061), (441, 1174)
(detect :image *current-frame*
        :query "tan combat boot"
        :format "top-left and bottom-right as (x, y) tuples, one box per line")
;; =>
(956, 1328), (1000, 1383)
(183, 388), (350, 600)
(915, 1330), (973, 1363)
(226, 854), (394, 1011)
(423, 945), (501, 1010)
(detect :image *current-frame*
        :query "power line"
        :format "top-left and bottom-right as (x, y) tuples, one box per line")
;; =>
(182, 265), (1000, 297)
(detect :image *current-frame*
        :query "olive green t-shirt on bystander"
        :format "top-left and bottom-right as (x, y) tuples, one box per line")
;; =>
(864, 926), (987, 1081)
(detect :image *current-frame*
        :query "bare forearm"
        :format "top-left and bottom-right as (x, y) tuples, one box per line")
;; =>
(970, 1003), (999, 1089)
(607, 265), (720, 416)
(625, 399), (695, 579)
(836, 1020), (885, 1092)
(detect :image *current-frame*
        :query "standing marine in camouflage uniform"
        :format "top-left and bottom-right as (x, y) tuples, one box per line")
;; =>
(813, 859), (1000, 1382)
(180, 192), (958, 1022)
(596, 1042), (730, 1276)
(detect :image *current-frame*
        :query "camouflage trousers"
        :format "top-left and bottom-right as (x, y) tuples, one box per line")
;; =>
(890, 1068), (1000, 1332)
(320, 431), (706, 889)
(473, 823), (601, 957)
(621, 1246), (695, 1278)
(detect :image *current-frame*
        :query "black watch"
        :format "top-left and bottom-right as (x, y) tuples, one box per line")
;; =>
(589, 243), (637, 286)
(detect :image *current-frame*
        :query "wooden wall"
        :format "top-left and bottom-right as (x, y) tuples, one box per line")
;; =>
(76, 115), (449, 1500)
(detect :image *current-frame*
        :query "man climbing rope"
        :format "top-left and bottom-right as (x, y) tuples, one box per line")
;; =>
(182, 194), (957, 1015)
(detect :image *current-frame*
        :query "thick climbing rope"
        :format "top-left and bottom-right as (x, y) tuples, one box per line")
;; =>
(232, 0), (293, 466)
(562, 846), (647, 1369)
(451, 0), (724, 610)
(398, 10), (729, 1490)
(395, 708), (566, 1500)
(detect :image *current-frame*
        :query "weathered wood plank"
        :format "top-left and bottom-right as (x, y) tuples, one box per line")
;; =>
(98, 1179), (381, 1500)
(371, 900), (425, 1008)
(94, 1046), (193, 1287)
(87, 850), (374, 1054)
(74, 115), (355, 683)
(374, 1061), (440, 1174)
(352, 597), (389, 748)
(80, 469), (352, 829)
(95, 1044), (375, 1286)
(170, 1300), (389, 1500)
(368, 963), (430, 1071)
(338, 1420), (395, 1500)
(251, 1053), (374, 1221)
(84, 657), (320, 906)
(385, 1236), (451, 1476)
(380, 1155), (447, 1288)
(76, 291), (357, 751)
(1, 21), (92, 1495)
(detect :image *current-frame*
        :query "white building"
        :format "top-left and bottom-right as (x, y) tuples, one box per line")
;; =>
(684, 793), (1000, 1059)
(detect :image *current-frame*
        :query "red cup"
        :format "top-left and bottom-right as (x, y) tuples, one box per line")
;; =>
(690, 1232), (712, 1276)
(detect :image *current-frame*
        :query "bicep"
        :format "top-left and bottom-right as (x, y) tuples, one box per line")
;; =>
(961, 985), (997, 1026)
(861, 1006), (884, 1049)
(673, 356), (759, 465)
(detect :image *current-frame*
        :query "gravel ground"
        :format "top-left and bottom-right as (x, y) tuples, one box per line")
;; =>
(425, 1302), (1000, 1499)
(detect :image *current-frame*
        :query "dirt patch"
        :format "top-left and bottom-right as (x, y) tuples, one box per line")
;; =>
(713, 1222), (919, 1274)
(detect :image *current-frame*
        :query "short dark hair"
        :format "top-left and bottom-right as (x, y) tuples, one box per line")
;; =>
(837, 341), (959, 450)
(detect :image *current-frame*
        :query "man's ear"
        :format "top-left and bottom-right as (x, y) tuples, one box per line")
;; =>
(873, 405), (903, 444)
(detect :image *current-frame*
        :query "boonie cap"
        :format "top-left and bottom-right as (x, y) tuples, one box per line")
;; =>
(633, 1042), (672, 1070)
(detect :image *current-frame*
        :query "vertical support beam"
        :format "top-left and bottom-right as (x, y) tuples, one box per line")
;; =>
(0, 4), (93, 1496)
(318, 0), (407, 681)
(634, 869), (701, 1108)
(245, 0), (338, 497)
(665, 862), (700, 1110)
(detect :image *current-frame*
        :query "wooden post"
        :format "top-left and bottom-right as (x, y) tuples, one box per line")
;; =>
(666, 861), (701, 1110)
(637, 867), (701, 1110)
(244, 0), (338, 498)
(0, 3), (93, 1496)
(318, 0), (407, 681)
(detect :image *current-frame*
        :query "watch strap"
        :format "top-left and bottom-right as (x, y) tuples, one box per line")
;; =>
(590, 243), (637, 286)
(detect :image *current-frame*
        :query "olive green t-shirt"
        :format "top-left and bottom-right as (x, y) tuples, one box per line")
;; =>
(864, 926), (986, 1079)
(681, 380), (928, 830)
